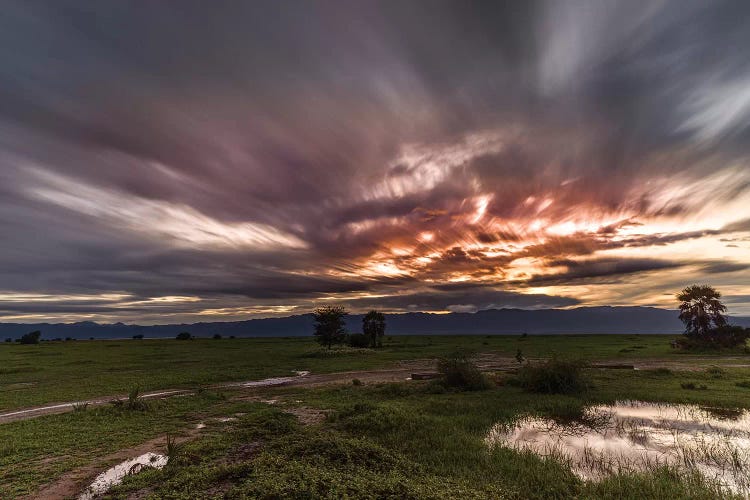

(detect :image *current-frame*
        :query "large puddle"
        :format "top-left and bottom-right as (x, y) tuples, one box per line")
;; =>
(486, 401), (750, 495)
(78, 453), (167, 499)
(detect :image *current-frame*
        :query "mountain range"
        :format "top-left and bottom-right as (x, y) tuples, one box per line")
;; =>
(2, 306), (750, 340)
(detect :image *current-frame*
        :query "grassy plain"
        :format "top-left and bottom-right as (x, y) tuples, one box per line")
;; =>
(0, 333), (719, 410)
(1, 334), (749, 498)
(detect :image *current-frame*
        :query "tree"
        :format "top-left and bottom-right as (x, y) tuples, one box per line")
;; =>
(313, 306), (348, 349)
(362, 310), (386, 348)
(19, 331), (41, 344)
(176, 332), (192, 340)
(212, 333), (222, 340)
(677, 285), (728, 340)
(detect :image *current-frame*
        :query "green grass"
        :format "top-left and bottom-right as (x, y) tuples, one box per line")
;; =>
(0, 334), (734, 411)
(0, 390), (234, 497)
(107, 368), (746, 499)
(1, 335), (749, 497)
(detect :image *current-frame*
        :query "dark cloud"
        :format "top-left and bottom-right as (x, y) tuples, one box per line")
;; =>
(527, 258), (686, 286)
(699, 262), (750, 274)
(341, 288), (580, 313)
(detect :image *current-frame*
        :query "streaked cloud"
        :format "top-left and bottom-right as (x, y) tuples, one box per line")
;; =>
(0, 0), (749, 323)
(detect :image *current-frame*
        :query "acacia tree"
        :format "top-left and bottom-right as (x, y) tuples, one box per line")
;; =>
(362, 310), (386, 348)
(19, 330), (41, 345)
(677, 285), (727, 340)
(313, 306), (348, 349)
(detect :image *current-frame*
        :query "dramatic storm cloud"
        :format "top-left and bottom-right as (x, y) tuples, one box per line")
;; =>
(1, 0), (749, 323)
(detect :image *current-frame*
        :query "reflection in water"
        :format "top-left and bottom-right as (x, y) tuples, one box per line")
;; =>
(78, 453), (167, 499)
(486, 401), (750, 496)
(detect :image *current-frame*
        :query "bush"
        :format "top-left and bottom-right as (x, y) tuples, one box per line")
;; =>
(680, 382), (708, 390)
(212, 334), (222, 340)
(348, 333), (370, 348)
(436, 353), (492, 391)
(176, 332), (192, 340)
(674, 326), (750, 349)
(646, 367), (672, 376)
(518, 358), (588, 394)
(132, 334), (144, 340)
(19, 331), (41, 345)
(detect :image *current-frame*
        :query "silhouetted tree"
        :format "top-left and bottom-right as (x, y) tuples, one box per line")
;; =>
(677, 285), (727, 340)
(362, 310), (386, 348)
(313, 306), (348, 349)
(19, 331), (41, 344)
(176, 332), (192, 340)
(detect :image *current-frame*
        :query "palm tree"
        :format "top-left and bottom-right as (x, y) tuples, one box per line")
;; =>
(362, 310), (386, 348)
(677, 285), (727, 339)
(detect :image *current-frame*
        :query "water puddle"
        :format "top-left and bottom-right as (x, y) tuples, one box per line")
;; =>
(486, 401), (750, 495)
(78, 453), (167, 499)
(229, 370), (310, 388)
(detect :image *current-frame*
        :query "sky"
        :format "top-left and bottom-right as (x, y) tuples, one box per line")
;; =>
(1, 0), (749, 324)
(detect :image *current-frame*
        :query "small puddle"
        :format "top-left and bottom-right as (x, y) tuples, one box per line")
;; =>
(229, 370), (310, 388)
(78, 453), (167, 499)
(486, 401), (750, 495)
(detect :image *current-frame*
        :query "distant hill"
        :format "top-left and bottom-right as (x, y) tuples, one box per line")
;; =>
(1, 306), (749, 340)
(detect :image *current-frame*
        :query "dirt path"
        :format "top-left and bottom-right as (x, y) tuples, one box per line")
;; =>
(0, 366), (427, 425)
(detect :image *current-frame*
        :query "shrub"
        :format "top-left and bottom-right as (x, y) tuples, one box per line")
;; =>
(735, 381), (750, 389)
(352, 379), (363, 386)
(518, 358), (588, 394)
(436, 352), (492, 391)
(674, 326), (750, 349)
(4, 338), (11, 343)
(19, 331), (41, 345)
(645, 367), (673, 376)
(348, 333), (370, 348)
(176, 332), (192, 340)
(132, 334), (144, 340)
(212, 333), (222, 340)
(680, 382), (708, 390)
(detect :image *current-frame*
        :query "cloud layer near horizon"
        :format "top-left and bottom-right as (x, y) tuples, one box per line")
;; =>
(1, 1), (749, 323)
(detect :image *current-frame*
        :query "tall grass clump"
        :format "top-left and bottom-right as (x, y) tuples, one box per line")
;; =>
(165, 433), (182, 462)
(112, 385), (149, 411)
(518, 358), (588, 394)
(435, 352), (492, 391)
